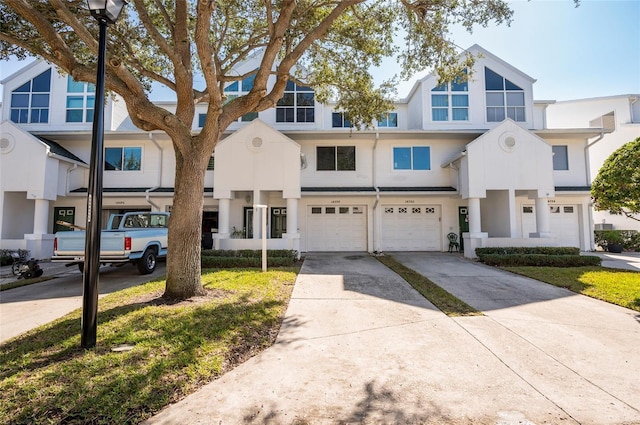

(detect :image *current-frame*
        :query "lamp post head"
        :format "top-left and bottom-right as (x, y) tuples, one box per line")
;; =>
(87, 0), (128, 24)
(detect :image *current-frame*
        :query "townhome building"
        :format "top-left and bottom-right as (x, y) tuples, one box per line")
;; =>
(546, 95), (640, 232)
(0, 45), (625, 260)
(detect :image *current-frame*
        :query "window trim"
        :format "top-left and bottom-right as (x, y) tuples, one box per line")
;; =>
(104, 146), (143, 172)
(316, 146), (356, 171)
(392, 146), (431, 171)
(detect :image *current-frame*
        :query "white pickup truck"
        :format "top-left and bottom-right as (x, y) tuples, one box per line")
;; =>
(52, 211), (169, 275)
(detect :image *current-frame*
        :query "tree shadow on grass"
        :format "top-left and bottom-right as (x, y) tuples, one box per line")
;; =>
(0, 291), (288, 425)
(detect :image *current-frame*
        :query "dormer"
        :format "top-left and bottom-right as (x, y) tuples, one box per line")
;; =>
(407, 45), (536, 131)
(1, 60), (116, 132)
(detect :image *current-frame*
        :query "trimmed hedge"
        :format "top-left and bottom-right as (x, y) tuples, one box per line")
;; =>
(201, 255), (298, 268)
(200, 249), (300, 268)
(201, 249), (298, 260)
(475, 247), (580, 257)
(479, 254), (601, 267)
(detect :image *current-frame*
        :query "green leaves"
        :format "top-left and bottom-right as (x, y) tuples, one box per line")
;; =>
(591, 137), (640, 221)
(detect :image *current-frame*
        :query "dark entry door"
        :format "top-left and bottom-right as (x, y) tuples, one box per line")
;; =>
(270, 207), (287, 238)
(458, 206), (469, 252)
(53, 207), (76, 232)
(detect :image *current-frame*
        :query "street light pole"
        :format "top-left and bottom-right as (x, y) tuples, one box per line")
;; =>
(82, 0), (127, 349)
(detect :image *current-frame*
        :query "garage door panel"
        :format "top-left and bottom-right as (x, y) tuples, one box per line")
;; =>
(521, 204), (580, 247)
(307, 206), (367, 251)
(381, 205), (441, 251)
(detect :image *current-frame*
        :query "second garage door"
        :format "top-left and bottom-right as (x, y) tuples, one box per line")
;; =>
(381, 205), (442, 251)
(307, 206), (367, 251)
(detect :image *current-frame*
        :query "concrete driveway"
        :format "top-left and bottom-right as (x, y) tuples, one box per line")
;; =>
(146, 252), (640, 425)
(0, 261), (166, 343)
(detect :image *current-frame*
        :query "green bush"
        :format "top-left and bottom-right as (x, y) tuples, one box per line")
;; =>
(475, 247), (580, 257)
(201, 255), (298, 268)
(479, 254), (601, 267)
(0, 249), (30, 266)
(594, 230), (639, 252)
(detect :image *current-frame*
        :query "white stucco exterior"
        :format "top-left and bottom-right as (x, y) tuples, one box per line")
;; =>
(0, 45), (624, 259)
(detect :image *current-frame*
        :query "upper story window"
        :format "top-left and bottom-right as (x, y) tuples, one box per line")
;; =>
(198, 113), (206, 128)
(207, 156), (215, 170)
(431, 73), (468, 122)
(277, 81), (314, 123)
(105, 147), (142, 171)
(485, 67), (525, 122)
(66, 76), (96, 123)
(224, 73), (258, 122)
(10, 68), (51, 124)
(378, 113), (398, 127)
(332, 112), (351, 128)
(317, 146), (355, 171)
(552, 145), (569, 170)
(393, 146), (430, 170)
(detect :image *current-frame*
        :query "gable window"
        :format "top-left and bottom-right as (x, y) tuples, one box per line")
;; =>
(66, 76), (96, 123)
(485, 67), (525, 122)
(317, 146), (356, 171)
(10, 68), (51, 124)
(332, 112), (351, 128)
(393, 146), (430, 170)
(431, 72), (468, 122)
(105, 147), (142, 171)
(277, 81), (315, 123)
(378, 112), (398, 127)
(552, 145), (569, 170)
(224, 73), (258, 122)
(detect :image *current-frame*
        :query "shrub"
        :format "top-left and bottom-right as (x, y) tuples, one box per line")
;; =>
(201, 255), (298, 268)
(594, 230), (639, 252)
(479, 254), (601, 267)
(201, 249), (298, 260)
(475, 247), (580, 257)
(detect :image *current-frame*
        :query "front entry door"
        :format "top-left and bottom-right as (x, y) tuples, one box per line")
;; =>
(53, 207), (76, 232)
(244, 207), (253, 238)
(458, 206), (469, 252)
(270, 207), (287, 238)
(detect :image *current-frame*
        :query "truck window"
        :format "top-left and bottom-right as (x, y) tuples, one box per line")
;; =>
(150, 214), (168, 228)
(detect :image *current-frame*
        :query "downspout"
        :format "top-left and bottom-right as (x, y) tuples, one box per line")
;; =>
(372, 132), (381, 253)
(65, 164), (78, 196)
(145, 132), (162, 211)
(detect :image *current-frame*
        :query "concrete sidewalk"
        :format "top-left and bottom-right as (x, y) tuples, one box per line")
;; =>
(146, 253), (640, 425)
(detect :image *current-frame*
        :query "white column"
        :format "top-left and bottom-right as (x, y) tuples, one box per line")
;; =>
(33, 199), (50, 235)
(467, 197), (482, 234)
(286, 198), (298, 236)
(508, 189), (518, 237)
(533, 197), (552, 237)
(218, 198), (230, 237)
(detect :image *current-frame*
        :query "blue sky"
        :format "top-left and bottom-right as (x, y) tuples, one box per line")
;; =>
(1, 0), (639, 102)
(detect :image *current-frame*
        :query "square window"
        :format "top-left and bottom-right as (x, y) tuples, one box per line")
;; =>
(311, 207), (322, 214)
(317, 147), (336, 170)
(325, 207), (335, 214)
(552, 145), (569, 170)
(339, 207), (349, 214)
(393, 147), (411, 170)
(412, 147), (430, 170)
(564, 206), (574, 213)
(336, 146), (355, 170)
(523, 206), (533, 213)
(66, 110), (83, 122)
(353, 207), (363, 214)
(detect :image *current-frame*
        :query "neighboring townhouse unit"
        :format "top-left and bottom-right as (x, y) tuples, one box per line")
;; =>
(546, 95), (640, 232)
(0, 45), (616, 259)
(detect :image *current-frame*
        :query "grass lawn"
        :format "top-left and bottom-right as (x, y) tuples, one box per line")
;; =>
(0, 267), (298, 425)
(503, 266), (640, 312)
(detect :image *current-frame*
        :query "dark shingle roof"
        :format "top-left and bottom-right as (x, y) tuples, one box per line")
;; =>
(33, 135), (86, 164)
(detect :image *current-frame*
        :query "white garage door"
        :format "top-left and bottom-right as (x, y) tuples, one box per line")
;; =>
(381, 205), (441, 251)
(307, 206), (367, 251)
(522, 205), (580, 247)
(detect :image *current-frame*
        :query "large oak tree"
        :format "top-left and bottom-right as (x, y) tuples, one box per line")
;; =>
(591, 137), (640, 222)
(1, 0), (514, 299)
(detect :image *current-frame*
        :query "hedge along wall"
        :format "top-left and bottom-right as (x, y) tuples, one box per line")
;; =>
(475, 247), (601, 267)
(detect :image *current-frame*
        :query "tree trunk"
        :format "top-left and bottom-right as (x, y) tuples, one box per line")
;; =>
(163, 141), (208, 299)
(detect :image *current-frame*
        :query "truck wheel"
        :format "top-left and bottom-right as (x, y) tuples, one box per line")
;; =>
(78, 263), (84, 273)
(137, 249), (157, 275)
